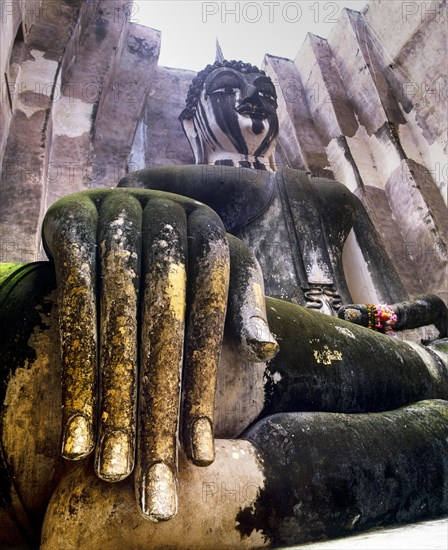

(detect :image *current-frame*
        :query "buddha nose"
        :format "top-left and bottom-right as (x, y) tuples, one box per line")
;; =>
(242, 85), (260, 103)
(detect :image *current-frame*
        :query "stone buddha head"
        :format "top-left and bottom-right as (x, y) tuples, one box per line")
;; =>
(179, 60), (279, 171)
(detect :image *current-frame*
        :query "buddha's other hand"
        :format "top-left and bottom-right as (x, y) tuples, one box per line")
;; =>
(42, 188), (278, 522)
(338, 296), (448, 337)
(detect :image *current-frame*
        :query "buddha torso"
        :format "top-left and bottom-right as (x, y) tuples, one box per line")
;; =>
(119, 165), (357, 316)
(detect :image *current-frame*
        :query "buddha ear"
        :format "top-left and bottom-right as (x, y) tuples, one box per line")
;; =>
(180, 117), (206, 165)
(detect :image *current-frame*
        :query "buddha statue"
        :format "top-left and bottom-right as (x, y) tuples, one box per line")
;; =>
(0, 60), (447, 549)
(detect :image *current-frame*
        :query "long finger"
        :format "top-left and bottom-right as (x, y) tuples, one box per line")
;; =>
(135, 198), (188, 522)
(227, 235), (279, 362)
(182, 208), (230, 467)
(94, 193), (142, 481)
(42, 194), (98, 460)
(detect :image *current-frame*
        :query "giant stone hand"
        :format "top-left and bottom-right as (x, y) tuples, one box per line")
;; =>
(42, 188), (278, 522)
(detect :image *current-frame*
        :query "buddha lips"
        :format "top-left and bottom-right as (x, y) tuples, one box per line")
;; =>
(366, 304), (398, 336)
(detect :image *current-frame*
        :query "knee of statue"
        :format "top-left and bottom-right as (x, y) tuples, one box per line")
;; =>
(1, 59), (448, 549)
(2, 260), (448, 549)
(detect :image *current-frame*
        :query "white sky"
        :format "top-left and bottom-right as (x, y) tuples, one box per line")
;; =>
(132, 0), (368, 71)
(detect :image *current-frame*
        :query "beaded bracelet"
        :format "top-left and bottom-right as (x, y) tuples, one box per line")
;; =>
(375, 304), (398, 335)
(365, 303), (397, 335)
(366, 303), (377, 330)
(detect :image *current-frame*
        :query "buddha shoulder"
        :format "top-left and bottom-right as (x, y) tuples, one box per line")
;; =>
(278, 168), (358, 221)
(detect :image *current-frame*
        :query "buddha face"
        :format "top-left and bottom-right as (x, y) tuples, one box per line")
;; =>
(181, 66), (279, 169)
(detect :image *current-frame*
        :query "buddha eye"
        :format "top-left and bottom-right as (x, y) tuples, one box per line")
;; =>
(259, 92), (275, 101)
(258, 89), (277, 103)
(206, 75), (242, 96)
(210, 85), (238, 94)
(225, 85), (237, 94)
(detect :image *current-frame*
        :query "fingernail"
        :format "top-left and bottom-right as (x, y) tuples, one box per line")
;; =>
(191, 417), (214, 466)
(96, 430), (133, 482)
(139, 463), (178, 522)
(245, 317), (279, 360)
(62, 414), (93, 460)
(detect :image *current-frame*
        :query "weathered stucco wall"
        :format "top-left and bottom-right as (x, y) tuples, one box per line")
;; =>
(0, 0), (161, 262)
(0, 0), (446, 305)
